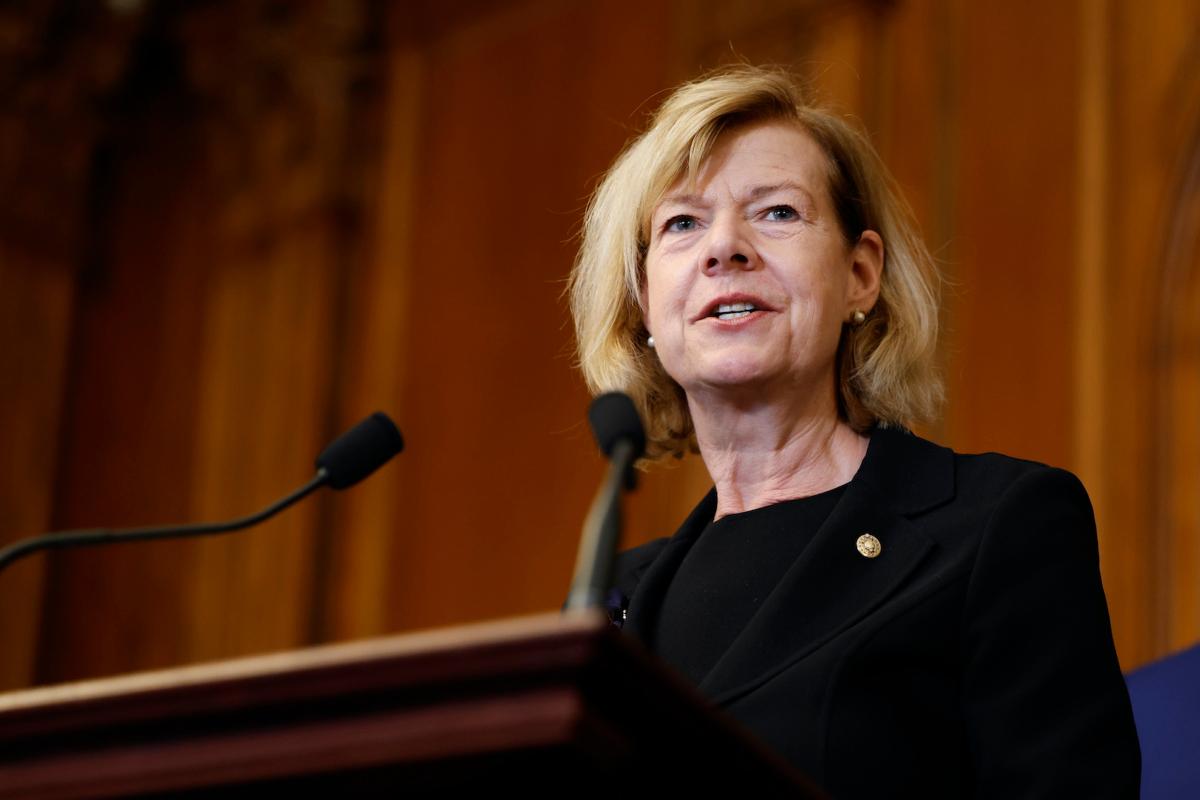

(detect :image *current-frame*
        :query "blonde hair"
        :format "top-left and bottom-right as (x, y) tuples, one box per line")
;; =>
(569, 66), (942, 460)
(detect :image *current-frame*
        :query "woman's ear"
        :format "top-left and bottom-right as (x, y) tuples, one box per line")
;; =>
(847, 230), (883, 313)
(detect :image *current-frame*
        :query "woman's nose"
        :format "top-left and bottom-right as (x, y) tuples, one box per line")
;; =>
(701, 214), (757, 274)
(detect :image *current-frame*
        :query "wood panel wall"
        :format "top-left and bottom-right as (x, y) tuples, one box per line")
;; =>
(0, 0), (1196, 689)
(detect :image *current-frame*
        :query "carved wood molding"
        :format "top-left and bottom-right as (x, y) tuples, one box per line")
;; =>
(170, 0), (378, 243)
(0, 1), (144, 258)
(0, 0), (382, 257)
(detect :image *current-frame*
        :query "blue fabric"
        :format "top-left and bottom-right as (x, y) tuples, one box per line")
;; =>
(1127, 642), (1200, 799)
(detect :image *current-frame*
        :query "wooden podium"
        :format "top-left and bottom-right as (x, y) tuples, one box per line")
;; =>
(0, 611), (824, 798)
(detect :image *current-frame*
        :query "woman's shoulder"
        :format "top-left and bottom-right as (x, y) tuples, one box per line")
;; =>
(898, 434), (1103, 584)
(613, 537), (671, 587)
(866, 428), (1100, 583)
(602, 537), (672, 627)
(867, 425), (1093, 520)
(947, 441), (1093, 515)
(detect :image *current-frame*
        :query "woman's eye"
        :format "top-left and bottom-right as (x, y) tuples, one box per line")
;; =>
(664, 215), (697, 232)
(765, 205), (798, 221)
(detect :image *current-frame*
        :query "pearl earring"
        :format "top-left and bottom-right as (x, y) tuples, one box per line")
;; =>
(647, 335), (656, 348)
(850, 310), (867, 325)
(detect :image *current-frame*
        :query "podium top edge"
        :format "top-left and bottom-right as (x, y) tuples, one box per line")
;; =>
(0, 609), (610, 716)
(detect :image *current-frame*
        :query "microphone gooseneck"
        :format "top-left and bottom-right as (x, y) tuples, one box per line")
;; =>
(0, 412), (405, 574)
(565, 392), (646, 612)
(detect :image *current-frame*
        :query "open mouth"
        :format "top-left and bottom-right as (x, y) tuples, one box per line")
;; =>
(710, 302), (758, 321)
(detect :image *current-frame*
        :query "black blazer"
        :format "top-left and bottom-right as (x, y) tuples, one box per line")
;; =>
(611, 425), (1140, 798)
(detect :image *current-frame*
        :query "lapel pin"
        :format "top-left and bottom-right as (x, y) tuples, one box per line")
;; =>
(856, 533), (882, 559)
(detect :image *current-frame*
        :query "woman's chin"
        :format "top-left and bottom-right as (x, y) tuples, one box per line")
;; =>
(675, 351), (829, 404)
(686, 361), (784, 395)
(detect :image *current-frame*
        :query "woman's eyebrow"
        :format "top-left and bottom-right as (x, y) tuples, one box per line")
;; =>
(657, 192), (710, 209)
(746, 181), (815, 203)
(656, 181), (816, 213)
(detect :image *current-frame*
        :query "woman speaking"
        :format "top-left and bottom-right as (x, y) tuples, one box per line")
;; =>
(568, 66), (1139, 798)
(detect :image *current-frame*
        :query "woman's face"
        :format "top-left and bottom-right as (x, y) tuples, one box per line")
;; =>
(641, 120), (882, 404)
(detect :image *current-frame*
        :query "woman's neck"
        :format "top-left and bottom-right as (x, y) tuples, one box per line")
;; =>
(688, 384), (870, 520)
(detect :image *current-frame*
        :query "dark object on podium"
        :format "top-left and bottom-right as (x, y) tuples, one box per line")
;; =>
(0, 612), (824, 798)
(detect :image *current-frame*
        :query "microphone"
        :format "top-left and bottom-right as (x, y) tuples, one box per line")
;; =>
(587, 391), (646, 490)
(317, 411), (405, 489)
(565, 392), (646, 612)
(0, 412), (405, 574)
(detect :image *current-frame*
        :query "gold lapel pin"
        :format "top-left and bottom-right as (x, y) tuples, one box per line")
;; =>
(856, 533), (882, 558)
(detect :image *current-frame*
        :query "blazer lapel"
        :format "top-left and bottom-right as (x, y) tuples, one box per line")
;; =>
(702, 427), (955, 705)
(624, 426), (956, 707)
(699, 479), (933, 705)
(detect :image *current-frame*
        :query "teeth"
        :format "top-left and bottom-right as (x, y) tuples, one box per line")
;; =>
(714, 301), (757, 320)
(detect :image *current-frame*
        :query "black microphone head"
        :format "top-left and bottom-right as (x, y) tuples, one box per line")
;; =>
(587, 392), (646, 461)
(316, 412), (405, 489)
